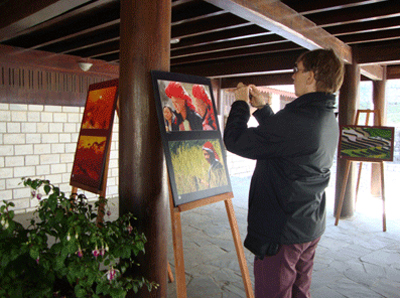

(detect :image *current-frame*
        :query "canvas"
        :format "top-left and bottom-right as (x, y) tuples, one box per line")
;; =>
(70, 79), (119, 193)
(338, 125), (395, 162)
(151, 71), (232, 206)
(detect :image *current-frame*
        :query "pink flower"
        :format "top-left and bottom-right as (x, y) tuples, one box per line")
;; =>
(127, 224), (133, 234)
(76, 246), (83, 258)
(31, 190), (36, 197)
(36, 193), (42, 200)
(36, 257), (40, 265)
(107, 210), (111, 217)
(105, 267), (119, 281)
(92, 246), (100, 258)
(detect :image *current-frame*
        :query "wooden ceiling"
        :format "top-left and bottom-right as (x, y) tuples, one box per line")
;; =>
(1, 0), (400, 89)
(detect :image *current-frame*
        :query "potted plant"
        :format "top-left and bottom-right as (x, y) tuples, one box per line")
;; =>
(0, 177), (158, 297)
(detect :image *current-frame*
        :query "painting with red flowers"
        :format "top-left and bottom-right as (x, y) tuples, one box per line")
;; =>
(151, 71), (231, 206)
(70, 79), (119, 193)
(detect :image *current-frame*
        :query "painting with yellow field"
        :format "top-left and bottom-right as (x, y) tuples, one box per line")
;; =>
(168, 138), (231, 205)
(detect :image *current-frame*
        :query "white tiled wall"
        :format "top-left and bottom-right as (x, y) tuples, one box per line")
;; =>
(0, 103), (119, 214)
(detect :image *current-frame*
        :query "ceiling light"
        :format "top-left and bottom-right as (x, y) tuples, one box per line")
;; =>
(170, 38), (180, 44)
(78, 62), (93, 72)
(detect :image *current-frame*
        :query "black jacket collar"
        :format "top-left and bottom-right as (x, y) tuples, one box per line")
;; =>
(286, 92), (336, 111)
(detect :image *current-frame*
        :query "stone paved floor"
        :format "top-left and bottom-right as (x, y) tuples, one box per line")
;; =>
(166, 174), (400, 298)
(13, 172), (400, 297)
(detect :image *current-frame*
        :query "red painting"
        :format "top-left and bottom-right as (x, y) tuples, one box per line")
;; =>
(70, 79), (118, 193)
(82, 87), (117, 130)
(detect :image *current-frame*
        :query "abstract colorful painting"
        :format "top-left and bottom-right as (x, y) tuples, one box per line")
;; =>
(338, 125), (395, 162)
(70, 79), (119, 193)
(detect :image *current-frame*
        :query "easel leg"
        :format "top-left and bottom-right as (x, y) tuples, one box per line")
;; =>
(380, 162), (386, 232)
(335, 160), (351, 226)
(224, 198), (254, 298)
(167, 262), (174, 283)
(170, 206), (187, 297)
(355, 162), (363, 210)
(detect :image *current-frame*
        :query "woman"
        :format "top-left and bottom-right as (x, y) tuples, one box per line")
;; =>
(163, 106), (179, 131)
(192, 84), (217, 130)
(202, 141), (225, 188)
(164, 81), (203, 131)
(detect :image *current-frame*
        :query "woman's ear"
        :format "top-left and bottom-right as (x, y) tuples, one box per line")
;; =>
(306, 70), (317, 91)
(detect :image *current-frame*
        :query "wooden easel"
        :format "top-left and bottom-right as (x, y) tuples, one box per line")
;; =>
(70, 101), (121, 224)
(168, 179), (254, 298)
(70, 98), (176, 281)
(335, 109), (387, 231)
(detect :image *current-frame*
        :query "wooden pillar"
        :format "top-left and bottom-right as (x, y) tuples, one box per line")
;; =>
(334, 62), (360, 218)
(371, 66), (387, 196)
(119, 0), (170, 297)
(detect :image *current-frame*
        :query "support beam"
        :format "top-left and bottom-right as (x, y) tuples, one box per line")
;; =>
(371, 67), (387, 196)
(119, 0), (170, 296)
(204, 0), (352, 63)
(360, 64), (384, 81)
(335, 62), (361, 219)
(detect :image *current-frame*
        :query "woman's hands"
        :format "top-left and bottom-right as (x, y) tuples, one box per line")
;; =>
(234, 83), (269, 109)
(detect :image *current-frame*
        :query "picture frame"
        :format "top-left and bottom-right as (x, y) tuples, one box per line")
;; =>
(70, 78), (119, 193)
(338, 125), (395, 162)
(151, 71), (232, 206)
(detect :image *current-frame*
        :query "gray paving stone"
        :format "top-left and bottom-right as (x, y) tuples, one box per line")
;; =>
(310, 286), (347, 298)
(332, 278), (387, 298)
(13, 175), (400, 298)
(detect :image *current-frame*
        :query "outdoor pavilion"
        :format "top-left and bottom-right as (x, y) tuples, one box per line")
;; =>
(1, 1), (400, 296)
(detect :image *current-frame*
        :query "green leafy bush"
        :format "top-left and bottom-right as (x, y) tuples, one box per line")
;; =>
(0, 178), (157, 298)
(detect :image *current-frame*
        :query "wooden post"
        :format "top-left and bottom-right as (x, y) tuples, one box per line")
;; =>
(335, 62), (360, 218)
(119, 0), (171, 297)
(372, 70), (387, 196)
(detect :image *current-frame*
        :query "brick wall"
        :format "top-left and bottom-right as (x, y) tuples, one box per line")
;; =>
(0, 103), (119, 214)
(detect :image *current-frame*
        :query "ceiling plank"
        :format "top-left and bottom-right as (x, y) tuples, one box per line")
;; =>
(203, 0), (352, 63)
(353, 39), (400, 65)
(304, 1), (400, 27)
(0, 0), (92, 41)
(281, 0), (385, 15)
(171, 48), (304, 78)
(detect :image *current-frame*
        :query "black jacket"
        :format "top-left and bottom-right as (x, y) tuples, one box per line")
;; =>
(224, 92), (338, 257)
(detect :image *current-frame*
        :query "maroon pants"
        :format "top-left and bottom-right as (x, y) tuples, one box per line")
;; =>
(253, 237), (320, 298)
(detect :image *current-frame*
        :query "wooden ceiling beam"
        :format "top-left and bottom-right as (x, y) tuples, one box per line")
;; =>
(280, 0), (385, 15)
(303, 1), (400, 27)
(171, 12), (249, 39)
(0, 0), (92, 41)
(171, 41), (300, 65)
(387, 65), (400, 80)
(32, 20), (120, 51)
(172, 34), (285, 59)
(171, 48), (303, 78)
(203, 0), (352, 63)
(171, 24), (269, 50)
(353, 39), (400, 65)
(221, 73), (294, 89)
(360, 64), (384, 81)
(327, 16), (400, 36)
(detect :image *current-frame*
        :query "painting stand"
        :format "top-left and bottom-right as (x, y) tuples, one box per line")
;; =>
(335, 109), (387, 231)
(70, 101), (121, 224)
(168, 182), (254, 298)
